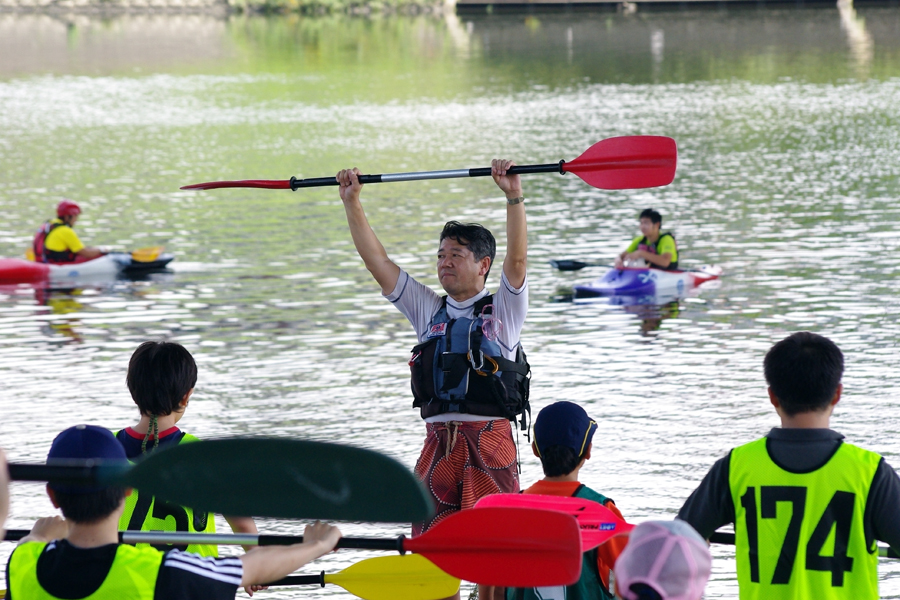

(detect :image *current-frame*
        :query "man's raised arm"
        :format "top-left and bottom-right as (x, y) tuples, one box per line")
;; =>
(493, 159), (527, 289)
(337, 168), (401, 295)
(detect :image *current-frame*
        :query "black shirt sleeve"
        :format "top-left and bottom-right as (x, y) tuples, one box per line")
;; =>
(154, 550), (242, 600)
(676, 452), (735, 539)
(864, 458), (900, 552)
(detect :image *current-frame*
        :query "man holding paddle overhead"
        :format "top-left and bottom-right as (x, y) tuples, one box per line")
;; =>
(6, 425), (342, 600)
(338, 160), (529, 600)
(677, 332), (900, 600)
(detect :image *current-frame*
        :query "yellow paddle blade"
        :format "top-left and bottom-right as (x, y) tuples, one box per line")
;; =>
(131, 246), (164, 262)
(325, 555), (460, 600)
(24, 248), (36, 261)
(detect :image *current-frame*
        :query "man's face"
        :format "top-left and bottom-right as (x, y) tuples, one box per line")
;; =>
(639, 217), (659, 238)
(436, 237), (489, 298)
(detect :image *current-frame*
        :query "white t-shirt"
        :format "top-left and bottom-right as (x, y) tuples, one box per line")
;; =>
(385, 269), (528, 423)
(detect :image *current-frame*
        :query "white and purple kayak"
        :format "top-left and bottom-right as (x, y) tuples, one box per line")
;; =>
(574, 265), (722, 299)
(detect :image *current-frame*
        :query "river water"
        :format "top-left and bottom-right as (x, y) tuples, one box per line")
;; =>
(2, 5), (900, 597)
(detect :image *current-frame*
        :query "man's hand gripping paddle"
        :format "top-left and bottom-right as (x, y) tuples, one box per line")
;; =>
(181, 136), (677, 192)
(4, 507), (583, 587)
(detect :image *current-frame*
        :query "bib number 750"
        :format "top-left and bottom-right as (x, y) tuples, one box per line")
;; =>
(741, 486), (855, 586)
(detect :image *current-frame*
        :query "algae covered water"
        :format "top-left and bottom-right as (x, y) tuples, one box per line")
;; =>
(2, 6), (900, 597)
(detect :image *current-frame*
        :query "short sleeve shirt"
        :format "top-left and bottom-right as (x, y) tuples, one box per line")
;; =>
(385, 269), (528, 361)
(44, 222), (85, 253)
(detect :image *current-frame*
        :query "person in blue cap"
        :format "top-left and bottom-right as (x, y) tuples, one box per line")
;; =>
(5, 425), (342, 600)
(507, 401), (629, 600)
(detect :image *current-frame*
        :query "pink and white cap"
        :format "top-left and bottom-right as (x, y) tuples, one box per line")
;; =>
(614, 520), (712, 600)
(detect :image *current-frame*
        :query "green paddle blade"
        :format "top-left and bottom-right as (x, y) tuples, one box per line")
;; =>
(325, 555), (460, 600)
(121, 438), (432, 522)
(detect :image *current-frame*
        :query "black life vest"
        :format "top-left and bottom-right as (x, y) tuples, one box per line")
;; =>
(409, 294), (531, 431)
(636, 231), (678, 270)
(33, 220), (77, 263)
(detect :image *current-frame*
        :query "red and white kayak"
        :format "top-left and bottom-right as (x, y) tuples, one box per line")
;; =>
(0, 253), (174, 285)
(574, 265), (721, 299)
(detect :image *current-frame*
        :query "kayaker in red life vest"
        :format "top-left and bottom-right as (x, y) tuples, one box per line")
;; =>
(32, 200), (105, 263)
(614, 208), (679, 271)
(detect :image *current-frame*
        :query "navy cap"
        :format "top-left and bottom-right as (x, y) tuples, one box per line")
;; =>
(533, 401), (598, 458)
(47, 425), (128, 493)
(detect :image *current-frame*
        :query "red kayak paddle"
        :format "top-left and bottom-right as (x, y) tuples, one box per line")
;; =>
(181, 136), (677, 192)
(475, 493), (635, 552)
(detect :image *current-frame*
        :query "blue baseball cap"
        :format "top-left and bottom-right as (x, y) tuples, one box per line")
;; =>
(47, 425), (128, 493)
(533, 401), (598, 458)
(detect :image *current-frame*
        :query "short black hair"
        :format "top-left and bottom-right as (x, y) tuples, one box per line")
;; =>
(764, 332), (844, 416)
(440, 221), (496, 283)
(537, 445), (582, 478)
(640, 209), (662, 225)
(127, 341), (198, 417)
(53, 487), (126, 523)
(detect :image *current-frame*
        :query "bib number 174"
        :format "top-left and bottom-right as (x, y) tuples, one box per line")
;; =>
(740, 486), (855, 586)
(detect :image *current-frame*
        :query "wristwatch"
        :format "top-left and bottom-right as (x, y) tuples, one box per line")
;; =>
(506, 196), (525, 205)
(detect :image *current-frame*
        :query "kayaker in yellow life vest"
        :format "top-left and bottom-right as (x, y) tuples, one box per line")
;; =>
(115, 341), (261, 568)
(678, 332), (900, 600)
(614, 208), (678, 271)
(32, 200), (105, 263)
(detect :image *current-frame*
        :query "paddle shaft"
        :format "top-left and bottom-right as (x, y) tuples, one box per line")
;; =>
(709, 532), (899, 559)
(7, 463), (128, 485)
(289, 162), (564, 190)
(3, 529), (405, 551)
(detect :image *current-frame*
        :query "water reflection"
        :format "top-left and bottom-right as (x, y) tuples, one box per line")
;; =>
(837, 0), (874, 79)
(1, 7), (900, 599)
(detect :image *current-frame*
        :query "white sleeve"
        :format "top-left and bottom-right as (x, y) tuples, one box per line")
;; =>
(494, 271), (529, 358)
(384, 270), (444, 342)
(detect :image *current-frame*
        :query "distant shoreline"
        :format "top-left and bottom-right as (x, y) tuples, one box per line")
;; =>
(0, 0), (894, 15)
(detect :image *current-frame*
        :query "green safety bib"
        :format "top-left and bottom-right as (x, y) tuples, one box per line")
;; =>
(118, 432), (218, 557)
(729, 437), (882, 600)
(9, 541), (162, 599)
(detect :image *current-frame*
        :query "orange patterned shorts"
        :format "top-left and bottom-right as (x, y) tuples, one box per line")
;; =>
(412, 419), (519, 535)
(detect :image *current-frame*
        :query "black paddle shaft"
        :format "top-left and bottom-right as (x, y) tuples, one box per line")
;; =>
(259, 534), (407, 553)
(289, 162), (566, 190)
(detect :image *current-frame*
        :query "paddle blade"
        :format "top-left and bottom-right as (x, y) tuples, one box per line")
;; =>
(131, 246), (165, 262)
(474, 494), (634, 551)
(326, 555), (460, 600)
(407, 507), (582, 587)
(550, 259), (594, 272)
(180, 179), (292, 191)
(563, 136), (677, 189)
(125, 438), (432, 522)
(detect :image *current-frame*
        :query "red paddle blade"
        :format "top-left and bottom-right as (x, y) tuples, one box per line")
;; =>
(180, 179), (291, 191)
(406, 507), (582, 587)
(563, 136), (677, 189)
(474, 494), (635, 552)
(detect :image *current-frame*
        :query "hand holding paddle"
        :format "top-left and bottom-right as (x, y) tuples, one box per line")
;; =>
(181, 136), (677, 192)
(5, 507), (582, 587)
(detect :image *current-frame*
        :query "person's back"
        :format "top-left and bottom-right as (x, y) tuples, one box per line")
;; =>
(678, 332), (900, 600)
(507, 401), (627, 600)
(7, 424), (340, 600)
(117, 341), (257, 557)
